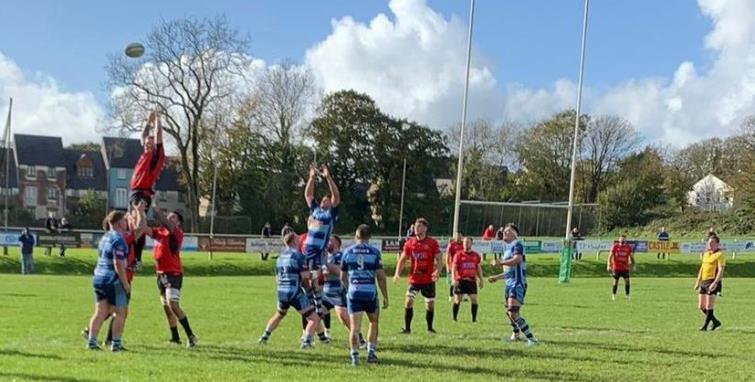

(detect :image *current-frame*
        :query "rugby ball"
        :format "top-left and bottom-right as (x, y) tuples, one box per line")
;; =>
(124, 42), (145, 58)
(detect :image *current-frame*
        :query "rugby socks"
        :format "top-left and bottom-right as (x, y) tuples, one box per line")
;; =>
(135, 235), (145, 263)
(514, 316), (535, 340)
(509, 319), (520, 334)
(317, 332), (328, 342)
(625, 284), (631, 296)
(449, 286), (454, 298)
(87, 335), (98, 348)
(111, 336), (122, 350)
(312, 290), (324, 315)
(261, 329), (272, 340)
(323, 312), (331, 330)
(178, 317), (194, 338)
(367, 342), (377, 355)
(426, 310), (435, 331)
(106, 318), (114, 343)
(471, 304), (479, 322)
(404, 308), (413, 331)
(358, 332), (366, 344)
(703, 309), (721, 330)
(170, 326), (180, 342)
(452, 303), (460, 321)
(612, 285), (618, 296)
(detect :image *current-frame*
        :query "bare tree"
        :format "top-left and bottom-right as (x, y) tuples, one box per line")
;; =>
(106, 15), (252, 231)
(581, 115), (641, 202)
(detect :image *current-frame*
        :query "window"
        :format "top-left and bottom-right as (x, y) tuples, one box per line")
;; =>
(78, 165), (93, 178)
(47, 188), (58, 201)
(115, 188), (128, 209)
(24, 186), (37, 206)
(26, 166), (36, 179)
(47, 167), (56, 179)
(117, 169), (127, 179)
(159, 191), (168, 202)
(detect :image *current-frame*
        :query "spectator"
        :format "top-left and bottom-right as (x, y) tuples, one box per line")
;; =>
(261, 222), (272, 261)
(58, 217), (72, 257)
(494, 227), (505, 260)
(44, 212), (58, 256)
(18, 228), (35, 275)
(280, 222), (293, 238)
(481, 224), (495, 260)
(570, 227), (583, 260)
(657, 227), (670, 260)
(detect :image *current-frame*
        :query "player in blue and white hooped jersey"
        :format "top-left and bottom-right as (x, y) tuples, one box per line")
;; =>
(489, 223), (538, 346)
(85, 211), (132, 352)
(304, 164), (340, 317)
(259, 233), (320, 349)
(322, 235), (367, 346)
(340, 225), (389, 366)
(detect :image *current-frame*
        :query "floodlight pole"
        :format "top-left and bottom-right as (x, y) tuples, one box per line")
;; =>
(209, 161), (218, 260)
(565, 0), (590, 240)
(398, 157), (407, 240)
(452, 0), (475, 236)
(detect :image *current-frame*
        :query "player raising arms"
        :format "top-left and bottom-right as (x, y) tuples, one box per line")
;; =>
(130, 111), (165, 268)
(259, 232), (321, 348)
(451, 237), (483, 322)
(150, 200), (197, 348)
(85, 211), (131, 351)
(341, 225), (389, 366)
(607, 233), (634, 301)
(303, 164), (340, 317)
(489, 223), (538, 345)
(694, 234), (725, 331)
(446, 232), (464, 302)
(393, 218), (442, 334)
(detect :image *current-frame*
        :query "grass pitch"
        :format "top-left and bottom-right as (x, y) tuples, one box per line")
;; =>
(1, 271), (754, 381)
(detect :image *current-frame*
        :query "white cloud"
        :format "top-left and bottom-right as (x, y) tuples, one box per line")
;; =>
(0, 52), (104, 145)
(306, 0), (755, 146)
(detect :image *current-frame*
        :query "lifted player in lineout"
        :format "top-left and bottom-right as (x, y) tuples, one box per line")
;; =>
(303, 164), (340, 317)
(394, 218), (442, 334)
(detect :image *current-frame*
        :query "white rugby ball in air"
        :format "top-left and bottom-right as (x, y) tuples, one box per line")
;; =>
(124, 42), (145, 58)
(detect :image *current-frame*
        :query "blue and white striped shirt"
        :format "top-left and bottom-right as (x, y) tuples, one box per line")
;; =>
(341, 243), (383, 301)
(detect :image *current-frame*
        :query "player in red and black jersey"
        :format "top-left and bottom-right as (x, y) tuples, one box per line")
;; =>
(608, 233), (635, 301)
(451, 237), (483, 322)
(149, 200), (197, 348)
(445, 232), (464, 301)
(393, 218), (442, 334)
(130, 111), (166, 268)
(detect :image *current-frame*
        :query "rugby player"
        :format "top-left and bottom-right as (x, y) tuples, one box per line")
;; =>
(393, 218), (442, 334)
(341, 225), (389, 365)
(607, 233), (634, 301)
(259, 233), (321, 348)
(489, 223), (538, 345)
(451, 237), (483, 322)
(150, 201), (197, 347)
(130, 111), (165, 268)
(694, 234), (725, 331)
(85, 211), (131, 351)
(446, 232), (464, 302)
(303, 164), (340, 316)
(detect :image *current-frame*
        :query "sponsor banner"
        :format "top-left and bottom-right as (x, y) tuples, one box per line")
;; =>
(576, 240), (613, 252)
(246, 238), (281, 254)
(541, 240), (563, 253)
(523, 240), (541, 253)
(0, 231), (24, 246)
(78, 232), (103, 248)
(37, 233), (80, 247)
(198, 236), (247, 252)
(382, 239), (402, 252)
(680, 241), (755, 254)
(627, 240), (649, 253)
(145, 235), (199, 251)
(648, 241), (680, 254)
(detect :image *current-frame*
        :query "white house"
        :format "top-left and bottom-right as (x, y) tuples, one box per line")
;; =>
(687, 174), (734, 212)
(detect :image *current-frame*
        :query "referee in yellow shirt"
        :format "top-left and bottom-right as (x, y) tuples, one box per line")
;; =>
(694, 234), (725, 331)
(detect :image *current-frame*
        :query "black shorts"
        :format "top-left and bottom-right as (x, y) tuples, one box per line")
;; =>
(129, 190), (153, 210)
(612, 271), (630, 280)
(699, 279), (722, 295)
(454, 279), (478, 295)
(157, 273), (183, 294)
(407, 283), (436, 300)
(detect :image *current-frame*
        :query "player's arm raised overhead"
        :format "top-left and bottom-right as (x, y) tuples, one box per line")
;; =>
(321, 165), (340, 207)
(154, 110), (163, 145)
(305, 165), (317, 206)
(142, 111), (156, 146)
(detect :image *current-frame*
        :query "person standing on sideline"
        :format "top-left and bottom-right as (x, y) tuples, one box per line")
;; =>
(261, 222), (272, 260)
(451, 237), (483, 322)
(44, 212), (58, 256)
(657, 227), (670, 260)
(494, 227), (505, 260)
(489, 223), (538, 345)
(445, 233), (464, 302)
(570, 227), (583, 260)
(340, 224), (389, 365)
(393, 218), (442, 334)
(18, 228), (35, 274)
(608, 233), (634, 301)
(481, 224), (495, 260)
(58, 217), (72, 257)
(694, 234), (725, 331)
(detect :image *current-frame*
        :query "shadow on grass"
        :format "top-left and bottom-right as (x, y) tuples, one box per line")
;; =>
(544, 338), (730, 359)
(0, 292), (38, 297)
(0, 372), (96, 382)
(554, 325), (644, 334)
(0, 349), (63, 360)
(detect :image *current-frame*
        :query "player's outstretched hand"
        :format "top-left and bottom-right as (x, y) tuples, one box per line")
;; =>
(320, 164), (330, 178)
(147, 110), (157, 125)
(309, 165), (318, 178)
(431, 271), (439, 282)
(392, 274), (400, 284)
(490, 259), (500, 267)
(478, 280), (484, 289)
(693, 282), (699, 291)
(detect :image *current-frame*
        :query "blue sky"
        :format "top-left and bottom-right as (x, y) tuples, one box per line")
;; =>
(1, 0), (752, 145)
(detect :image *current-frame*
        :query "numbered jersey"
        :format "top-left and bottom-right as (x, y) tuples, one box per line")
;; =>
(341, 243), (383, 301)
(275, 248), (305, 302)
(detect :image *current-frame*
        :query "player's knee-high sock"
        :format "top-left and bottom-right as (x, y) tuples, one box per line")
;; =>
(452, 303), (460, 321)
(106, 316), (114, 343)
(170, 326), (180, 342)
(323, 312), (331, 330)
(514, 316), (535, 340)
(706, 309), (721, 328)
(426, 310), (435, 331)
(509, 318), (520, 334)
(471, 304), (479, 322)
(134, 235), (146, 263)
(611, 284), (618, 295)
(404, 308), (413, 331)
(178, 316), (194, 338)
(625, 283), (631, 296)
(301, 315), (308, 330)
(312, 289), (324, 314)
(449, 286), (453, 298)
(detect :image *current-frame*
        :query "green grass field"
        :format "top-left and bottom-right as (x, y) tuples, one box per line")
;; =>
(1, 249), (755, 382)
